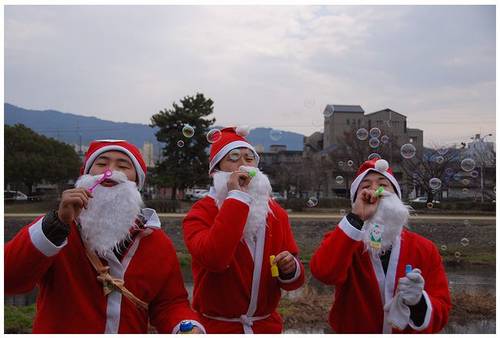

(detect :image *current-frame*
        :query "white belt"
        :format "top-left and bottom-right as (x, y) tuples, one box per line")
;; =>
(203, 313), (271, 334)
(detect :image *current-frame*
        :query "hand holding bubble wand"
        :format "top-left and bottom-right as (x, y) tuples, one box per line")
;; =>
(88, 169), (112, 193)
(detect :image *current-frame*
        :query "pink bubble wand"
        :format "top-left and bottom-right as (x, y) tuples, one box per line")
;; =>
(88, 169), (112, 193)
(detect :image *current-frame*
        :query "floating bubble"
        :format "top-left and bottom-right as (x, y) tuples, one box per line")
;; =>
(335, 176), (344, 184)
(445, 168), (454, 176)
(463, 219), (470, 226)
(206, 129), (222, 143)
(347, 160), (354, 167)
(369, 128), (381, 139)
(338, 161), (344, 167)
(429, 178), (442, 190)
(340, 209), (346, 216)
(401, 144), (417, 159)
(385, 120), (392, 128)
(369, 138), (380, 148)
(368, 153), (381, 161)
(470, 170), (479, 178)
(270, 129), (283, 141)
(440, 245), (447, 251)
(454, 251), (461, 259)
(462, 178), (471, 186)
(437, 147), (448, 156)
(426, 202), (434, 209)
(182, 124), (195, 138)
(381, 135), (390, 144)
(306, 197), (318, 208)
(460, 238), (470, 247)
(323, 108), (333, 118)
(176, 140), (185, 148)
(462, 188), (469, 193)
(356, 128), (369, 141)
(435, 156), (444, 164)
(460, 158), (475, 172)
(304, 98), (316, 108)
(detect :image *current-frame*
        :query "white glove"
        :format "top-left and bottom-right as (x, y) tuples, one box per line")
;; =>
(397, 268), (424, 306)
(384, 292), (410, 330)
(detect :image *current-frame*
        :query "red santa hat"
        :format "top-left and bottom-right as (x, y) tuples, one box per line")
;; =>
(80, 139), (147, 190)
(350, 158), (401, 202)
(208, 126), (260, 174)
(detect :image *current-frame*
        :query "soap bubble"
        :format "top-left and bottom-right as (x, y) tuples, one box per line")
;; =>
(435, 156), (444, 164)
(454, 251), (461, 259)
(369, 128), (381, 138)
(340, 209), (346, 216)
(335, 176), (344, 184)
(206, 129), (222, 143)
(401, 144), (417, 159)
(270, 129), (283, 141)
(440, 245), (447, 251)
(182, 124), (195, 138)
(381, 135), (390, 144)
(445, 168), (454, 176)
(347, 160), (354, 167)
(470, 170), (479, 178)
(460, 238), (470, 247)
(462, 188), (469, 193)
(306, 197), (318, 208)
(176, 140), (185, 148)
(304, 98), (316, 108)
(356, 128), (369, 141)
(463, 219), (471, 226)
(460, 158), (475, 172)
(323, 108), (333, 118)
(369, 138), (380, 148)
(368, 153), (381, 161)
(462, 178), (471, 186)
(338, 161), (344, 167)
(429, 178), (442, 190)
(426, 202), (433, 209)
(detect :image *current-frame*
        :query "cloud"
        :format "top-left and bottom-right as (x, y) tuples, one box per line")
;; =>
(4, 5), (496, 146)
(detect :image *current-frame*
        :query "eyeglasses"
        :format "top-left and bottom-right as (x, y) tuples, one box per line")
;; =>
(227, 149), (256, 162)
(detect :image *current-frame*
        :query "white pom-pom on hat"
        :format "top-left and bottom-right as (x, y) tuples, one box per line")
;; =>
(235, 125), (250, 137)
(375, 159), (389, 172)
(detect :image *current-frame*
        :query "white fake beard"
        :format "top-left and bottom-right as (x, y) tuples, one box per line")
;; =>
(362, 191), (410, 256)
(75, 171), (143, 256)
(212, 167), (272, 241)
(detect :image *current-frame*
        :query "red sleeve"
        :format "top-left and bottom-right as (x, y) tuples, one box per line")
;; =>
(417, 245), (452, 333)
(148, 235), (203, 333)
(275, 205), (305, 291)
(310, 218), (364, 286)
(183, 197), (250, 272)
(5, 216), (60, 294)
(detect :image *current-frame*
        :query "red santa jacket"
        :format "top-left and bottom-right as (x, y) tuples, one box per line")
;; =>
(183, 190), (305, 333)
(5, 210), (202, 333)
(310, 216), (451, 333)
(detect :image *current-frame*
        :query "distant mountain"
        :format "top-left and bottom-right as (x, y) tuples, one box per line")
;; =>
(4, 103), (305, 152)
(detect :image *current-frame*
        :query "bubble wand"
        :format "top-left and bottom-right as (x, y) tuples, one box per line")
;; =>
(88, 169), (112, 193)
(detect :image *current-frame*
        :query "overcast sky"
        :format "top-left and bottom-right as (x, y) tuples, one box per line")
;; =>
(4, 5), (496, 147)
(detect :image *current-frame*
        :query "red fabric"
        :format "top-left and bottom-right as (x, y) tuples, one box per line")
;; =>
(183, 196), (305, 333)
(79, 140), (147, 176)
(310, 226), (451, 333)
(355, 158), (394, 178)
(209, 127), (248, 163)
(5, 218), (199, 333)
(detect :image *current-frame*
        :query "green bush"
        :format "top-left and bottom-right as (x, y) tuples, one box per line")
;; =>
(4, 304), (35, 333)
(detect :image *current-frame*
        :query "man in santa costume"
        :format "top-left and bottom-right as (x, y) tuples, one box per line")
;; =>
(183, 127), (305, 333)
(5, 139), (204, 334)
(311, 158), (451, 333)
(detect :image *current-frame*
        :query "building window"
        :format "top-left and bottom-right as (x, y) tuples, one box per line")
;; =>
(347, 119), (350, 125)
(358, 119), (361, 125)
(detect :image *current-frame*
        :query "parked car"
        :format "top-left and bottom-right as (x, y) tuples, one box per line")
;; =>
(190, 189), (209, 201)
(410, 196), (440, 204)
(271, 192), (286, 203)
(4, 190), (28, 201)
